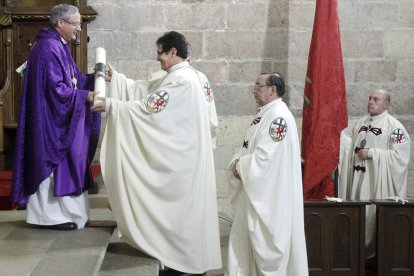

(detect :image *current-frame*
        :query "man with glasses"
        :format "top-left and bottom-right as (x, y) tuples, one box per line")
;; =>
(11, 4), (100, 231)
(227, 73), (308, 275)
(339, 88), (411, 258)
(149, 41), (218, 149)
(92, 31), (221, 276)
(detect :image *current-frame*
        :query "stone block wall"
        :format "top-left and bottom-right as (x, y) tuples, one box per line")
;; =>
(86, 0), (414, 215)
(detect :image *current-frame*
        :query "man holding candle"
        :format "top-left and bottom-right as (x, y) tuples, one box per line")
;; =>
(92, 31), (221, 275)
(148, 41), (218, 149)
(11, 4), (100, 231)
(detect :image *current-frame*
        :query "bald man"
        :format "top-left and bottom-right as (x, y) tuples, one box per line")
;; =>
(339, 89), (411, 258)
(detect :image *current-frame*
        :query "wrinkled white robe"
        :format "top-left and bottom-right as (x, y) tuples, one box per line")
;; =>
(227, 99), (308, 276)
(149, 64), (218, 149)
(100, 62), (222, 273)
(339, 111), (411, 257)
(27, 174), (89, 228)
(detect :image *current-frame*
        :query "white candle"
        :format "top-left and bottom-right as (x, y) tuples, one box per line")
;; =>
(93, 47), (106, 107)
(96, 47), (106, 64)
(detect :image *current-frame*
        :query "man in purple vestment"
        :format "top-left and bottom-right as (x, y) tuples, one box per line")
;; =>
(11, 4), (100, 230)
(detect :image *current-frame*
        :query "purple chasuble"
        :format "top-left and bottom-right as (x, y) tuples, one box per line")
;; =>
(11, 28), (101, 204)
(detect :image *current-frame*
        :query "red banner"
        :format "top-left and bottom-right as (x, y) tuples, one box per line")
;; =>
(301, 0), (348, 200)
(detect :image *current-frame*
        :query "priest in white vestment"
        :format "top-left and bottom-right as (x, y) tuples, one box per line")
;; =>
(148, 41), (218, 150)
(92, 31), (222, 275)
(148, 67), (217, 150)
(339, 88), (411, 258)
(226, 73), (308, 276)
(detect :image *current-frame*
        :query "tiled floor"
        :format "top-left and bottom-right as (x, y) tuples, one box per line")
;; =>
(0, 208), (115, 276)
(0, 205), (230, 276)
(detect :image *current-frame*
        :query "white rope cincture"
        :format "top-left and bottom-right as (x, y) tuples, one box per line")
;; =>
(386, 196), (408, 205)
(324, 196), (343, 203)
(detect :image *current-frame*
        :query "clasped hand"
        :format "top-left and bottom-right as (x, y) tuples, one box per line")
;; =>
(231, 159), (241, 180)
(357, 148), (369, 160)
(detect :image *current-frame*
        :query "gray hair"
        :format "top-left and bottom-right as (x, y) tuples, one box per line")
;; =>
(376, 88), (391, 103)
(50, 4), (79, 26)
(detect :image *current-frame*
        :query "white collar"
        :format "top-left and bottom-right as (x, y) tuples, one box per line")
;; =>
(167, 60), (188, 73)
(257, 98), (282, 114)
(369, 110), (388, 121)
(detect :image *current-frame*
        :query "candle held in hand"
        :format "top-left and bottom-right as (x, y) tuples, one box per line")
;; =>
(93, 47), (106, 107)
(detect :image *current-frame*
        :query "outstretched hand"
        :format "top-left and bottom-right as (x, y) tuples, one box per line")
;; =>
(105, 63), (114, 82)
(87, 91), (98, 103)
(90, 97), (106, 113)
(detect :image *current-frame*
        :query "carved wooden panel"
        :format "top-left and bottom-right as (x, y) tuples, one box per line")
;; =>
(6, 22), (46, 128)
(375, 201), (414, 276)
(0, 29), (3, 87)
(304, 201), (369, 276)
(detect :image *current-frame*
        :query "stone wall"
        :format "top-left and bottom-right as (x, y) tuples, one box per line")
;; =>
(86, 0), (414, 215)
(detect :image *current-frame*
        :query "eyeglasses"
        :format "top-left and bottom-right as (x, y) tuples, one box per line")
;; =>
(368, 96), (387, 103)
(253, 84), (271, 90)
(157, 49), (172, 56)
(62, 19), (82, 28)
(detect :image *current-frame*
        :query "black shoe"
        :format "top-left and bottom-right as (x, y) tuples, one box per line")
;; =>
(15, 204), (27, 210)
(40, 222), (78, 231)
(159, 269), (205, 276)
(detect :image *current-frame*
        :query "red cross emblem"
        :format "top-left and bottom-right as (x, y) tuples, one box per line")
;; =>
(204, 81), (214, 103)
(269, 117), (287, 142)
(391, 128), (405, 144)
(146, 90), (169, 113)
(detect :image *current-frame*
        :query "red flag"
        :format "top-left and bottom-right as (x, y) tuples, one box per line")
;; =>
(301, 0), (348, 200)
